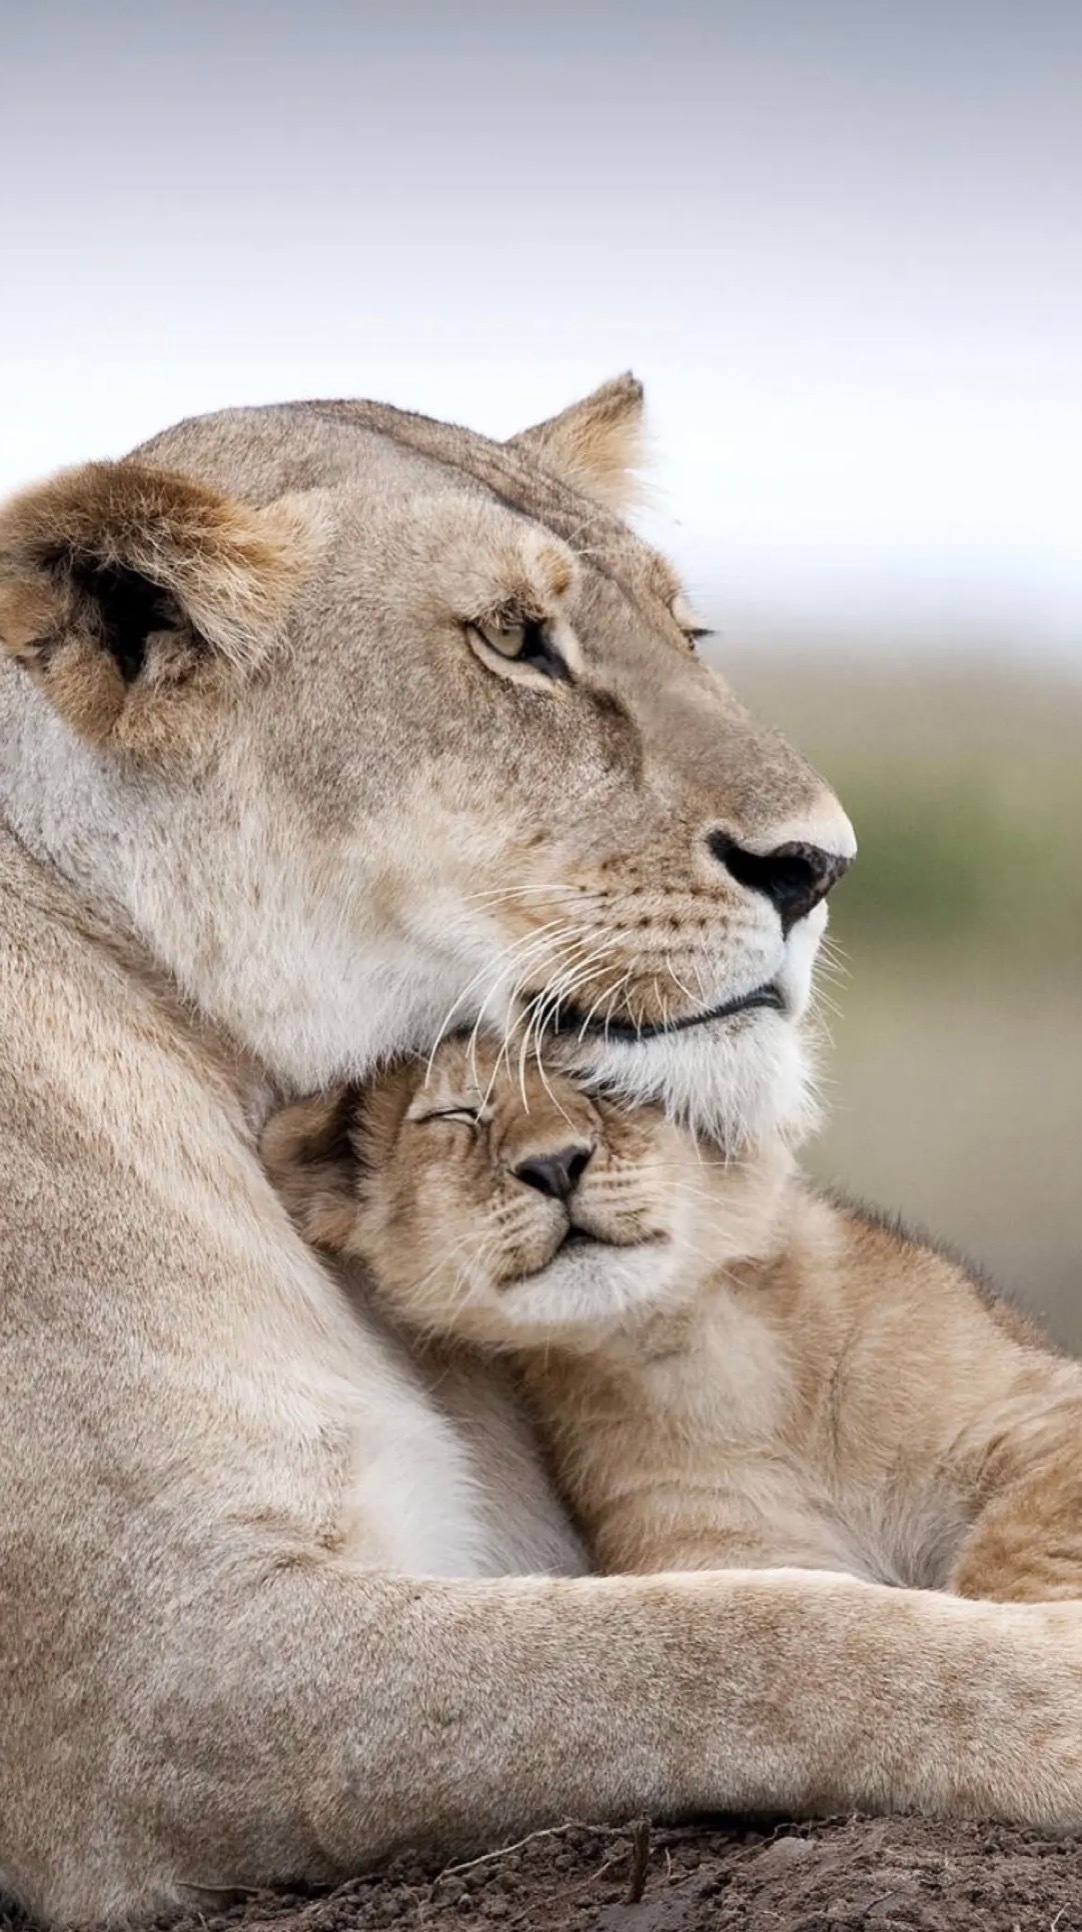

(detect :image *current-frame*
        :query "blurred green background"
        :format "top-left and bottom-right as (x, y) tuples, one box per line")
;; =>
(717, 651), (1082, 1351)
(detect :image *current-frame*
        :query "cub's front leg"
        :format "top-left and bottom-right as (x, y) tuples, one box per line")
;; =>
(950, 1380), (1082, 1603)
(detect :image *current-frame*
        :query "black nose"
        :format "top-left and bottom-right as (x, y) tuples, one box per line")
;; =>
(513, 1144), (594, 1202)
(708, 833), (852, 935)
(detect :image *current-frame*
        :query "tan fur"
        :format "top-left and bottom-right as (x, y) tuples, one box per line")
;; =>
(0, 461), (321, 749)
(266, 1044), (1082, 1606)
(506, 372), (647, 510)
(2, 383), (1082, 1926)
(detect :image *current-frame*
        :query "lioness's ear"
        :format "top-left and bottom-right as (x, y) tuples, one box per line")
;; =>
(260, 1086), (365, 1253)
(0, 461), (319, 751)
(507, 372), (646, 513)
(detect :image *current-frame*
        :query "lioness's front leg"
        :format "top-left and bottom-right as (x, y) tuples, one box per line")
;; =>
(22, 1564), (1082, 1925)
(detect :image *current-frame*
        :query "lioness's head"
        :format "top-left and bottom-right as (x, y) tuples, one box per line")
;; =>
(262, 1038), (790, 1349)
(0, 378), (853, 1146)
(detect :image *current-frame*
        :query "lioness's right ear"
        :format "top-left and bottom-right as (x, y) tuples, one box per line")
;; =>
(0, 461), (321, 752)
(507, 373), (646, 512)
(260, 1086), (365, 1253)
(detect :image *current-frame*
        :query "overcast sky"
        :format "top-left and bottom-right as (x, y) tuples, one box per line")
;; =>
(2, 1), (1079, 658)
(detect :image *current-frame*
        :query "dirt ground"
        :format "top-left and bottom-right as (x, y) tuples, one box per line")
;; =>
(8, 1815), (1081, 1932)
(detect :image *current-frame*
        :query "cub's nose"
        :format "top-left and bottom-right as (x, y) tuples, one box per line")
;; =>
(513, 1144), (594, 1202)
(708, 833), (853, 934)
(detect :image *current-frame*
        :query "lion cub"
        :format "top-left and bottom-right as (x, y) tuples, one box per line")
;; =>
(263, 1041), (1082, 1601)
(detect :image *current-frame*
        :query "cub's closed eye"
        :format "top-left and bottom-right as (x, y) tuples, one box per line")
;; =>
(467, 617), (573, 685)
(415, 1107), (482, 1126)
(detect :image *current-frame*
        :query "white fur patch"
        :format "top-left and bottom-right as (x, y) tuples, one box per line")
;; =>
(341, 1306), (585, 1578)
(500, 1241), (682, 1338)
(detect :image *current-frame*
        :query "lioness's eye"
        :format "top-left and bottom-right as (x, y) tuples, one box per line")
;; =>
(468, 617), (573, 684)
(669, 593), (713, 651)
(416, 1107), (482, 1127)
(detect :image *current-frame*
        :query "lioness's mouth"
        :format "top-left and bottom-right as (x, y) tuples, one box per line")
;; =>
(552, 981), (785, 1045)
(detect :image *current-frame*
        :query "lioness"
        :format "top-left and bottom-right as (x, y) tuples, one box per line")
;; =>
(265, 1038), (1082, 1601)
(1, 379), (1081, 1924)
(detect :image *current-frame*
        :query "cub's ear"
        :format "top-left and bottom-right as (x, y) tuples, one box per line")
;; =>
(0, 461), (320, 751)
(260, 1086), (364, 1253)
(507, 372), (646, 513)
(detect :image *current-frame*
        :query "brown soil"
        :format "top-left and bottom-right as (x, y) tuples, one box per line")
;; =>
(9, 1816), (1080, 1932)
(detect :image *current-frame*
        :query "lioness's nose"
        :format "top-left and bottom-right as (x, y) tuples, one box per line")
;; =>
(708, 832), (853, 934)
(514, 1144), (594, 1202)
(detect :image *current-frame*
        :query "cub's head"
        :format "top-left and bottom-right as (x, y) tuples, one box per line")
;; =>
(0, 377), (853, 1148)
(261, 1037), (790, 1349)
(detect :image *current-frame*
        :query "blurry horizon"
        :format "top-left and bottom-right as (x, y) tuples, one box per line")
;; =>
(2, 0), (1080, 663)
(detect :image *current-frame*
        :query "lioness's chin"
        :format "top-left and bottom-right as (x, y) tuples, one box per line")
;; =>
(564, 1012), (818, 1153)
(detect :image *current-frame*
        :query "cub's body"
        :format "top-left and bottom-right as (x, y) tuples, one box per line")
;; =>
(266, 1044), (1082, 1605)
(520, 1187), (1080, 1600)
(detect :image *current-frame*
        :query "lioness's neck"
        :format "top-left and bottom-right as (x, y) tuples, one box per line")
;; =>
(0, 796), (272, 1148)
(0, 668), (141, 927)
(0, 669), (447, 1093)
